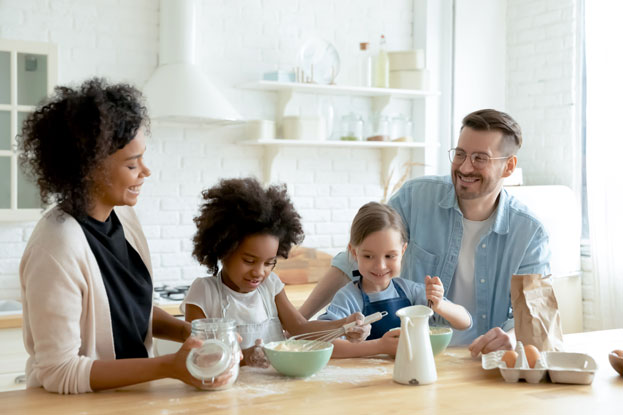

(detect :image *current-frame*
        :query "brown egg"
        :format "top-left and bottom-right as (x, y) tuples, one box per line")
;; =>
(614, 349), (623, 358)
(501, 350), (518, 368)
(524, 344), (540, 368)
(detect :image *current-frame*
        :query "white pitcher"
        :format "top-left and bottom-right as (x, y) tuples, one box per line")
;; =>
(393, 305), (437, 385)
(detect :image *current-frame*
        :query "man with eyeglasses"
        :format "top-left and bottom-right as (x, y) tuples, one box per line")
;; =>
(300, 109), (551, 358)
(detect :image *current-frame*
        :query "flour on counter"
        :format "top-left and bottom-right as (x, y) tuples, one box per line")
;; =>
(234, 366), (291, 397)
(304, 359), (391, 384)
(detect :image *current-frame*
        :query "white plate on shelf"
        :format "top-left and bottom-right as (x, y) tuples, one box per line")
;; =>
(298, 38), (340, 84)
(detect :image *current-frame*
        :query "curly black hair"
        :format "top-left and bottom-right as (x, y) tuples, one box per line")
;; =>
(17, 77), (149, 217)
(192, 177), (305, 275)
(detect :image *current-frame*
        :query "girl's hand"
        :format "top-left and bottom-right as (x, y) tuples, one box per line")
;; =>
(425, 275), (444, 309)
(343, 312), (371, 343)
(379, 329), (401, 356)
(242, 339), (270, 368)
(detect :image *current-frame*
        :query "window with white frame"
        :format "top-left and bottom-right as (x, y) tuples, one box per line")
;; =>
(0, 39), (57, 221)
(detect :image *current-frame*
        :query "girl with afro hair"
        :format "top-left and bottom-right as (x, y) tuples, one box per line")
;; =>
(183, 177), (370, 367)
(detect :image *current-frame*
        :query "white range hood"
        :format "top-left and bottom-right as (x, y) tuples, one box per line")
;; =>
(143, 0), (242, 124)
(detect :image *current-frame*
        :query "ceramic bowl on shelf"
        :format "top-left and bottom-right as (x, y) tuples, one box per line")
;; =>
(263, 340), (333, 377)
(609, 350), (623, 376)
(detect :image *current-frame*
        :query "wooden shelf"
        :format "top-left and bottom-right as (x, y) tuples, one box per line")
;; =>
(239, 139), (437, 184)
(237, 80), (442, 184)
(239, 80), (440, 115)
(238, 80), (440, 98)
(239, 139), (429, 148)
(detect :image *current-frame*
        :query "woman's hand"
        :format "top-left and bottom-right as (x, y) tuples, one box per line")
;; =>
(425, 275), (444, 310)
(242, 339), (270, 368)
(343, 312), (371, 343)
(169, 336), (241, 390)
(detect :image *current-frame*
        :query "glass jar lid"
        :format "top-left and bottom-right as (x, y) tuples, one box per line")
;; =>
(186, 339), (232, 380)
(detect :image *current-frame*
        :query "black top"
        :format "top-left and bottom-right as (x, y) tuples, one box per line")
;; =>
(78, 211), (152, 359)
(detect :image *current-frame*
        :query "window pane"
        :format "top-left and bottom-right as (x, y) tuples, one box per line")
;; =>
(17, 53), (47, 106)
(17, 111), (29, 139)
(0, 156), (10, 208)
(17, 164), (40, 209)
(0, 51), (9, 105)
(0, 111), (10, 150)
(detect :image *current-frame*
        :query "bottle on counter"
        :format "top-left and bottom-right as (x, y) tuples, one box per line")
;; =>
(359, 42), (372, 88)
(374, 35), (390, 88)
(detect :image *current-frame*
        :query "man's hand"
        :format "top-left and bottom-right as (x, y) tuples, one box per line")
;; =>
(468, 327), (513, 358)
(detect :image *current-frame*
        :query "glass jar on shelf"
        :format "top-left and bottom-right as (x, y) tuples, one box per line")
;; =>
(339, 113), (364, 141)
(390, 114), (414, 142)
(186, 318), (240, 389)
(366, 114), (390, 141)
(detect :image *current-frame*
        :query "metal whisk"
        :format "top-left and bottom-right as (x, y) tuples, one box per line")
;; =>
(287, 311), (388, 351)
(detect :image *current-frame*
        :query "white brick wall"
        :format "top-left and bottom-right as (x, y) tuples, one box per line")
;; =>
(506, 0), (580, 189)
(0, 0), (418, 299)
(0, 0), (586, 309)
(506, 0), (591, 328)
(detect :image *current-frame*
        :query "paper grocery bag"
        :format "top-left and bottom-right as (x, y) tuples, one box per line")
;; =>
(511, 274), (564, 351)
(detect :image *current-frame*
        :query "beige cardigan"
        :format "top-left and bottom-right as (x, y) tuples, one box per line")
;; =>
(20, 206), (153, 394)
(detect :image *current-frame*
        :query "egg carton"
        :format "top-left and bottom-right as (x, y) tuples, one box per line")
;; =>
(482, 341), (597, 385)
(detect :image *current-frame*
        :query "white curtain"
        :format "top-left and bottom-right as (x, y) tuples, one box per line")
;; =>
(585, 1), (623, 328)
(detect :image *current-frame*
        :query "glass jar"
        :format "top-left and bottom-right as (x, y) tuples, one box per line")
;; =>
(366, 114), (389, 141)
(390, 115), (414, 142)
(186, 318), (240, 389)
(340, 113), (364, 141)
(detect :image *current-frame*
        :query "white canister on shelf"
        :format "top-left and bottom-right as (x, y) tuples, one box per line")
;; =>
(246, 120), (276, 140)
(388, 49), (425, 70)
(389, 69), (429, 90)
(281, 116), (326, 140)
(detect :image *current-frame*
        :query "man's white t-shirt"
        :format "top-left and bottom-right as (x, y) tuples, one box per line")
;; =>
(449, 213), (495, 345)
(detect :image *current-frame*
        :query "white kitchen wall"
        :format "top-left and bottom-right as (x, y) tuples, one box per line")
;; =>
(504, 0), (592, 328)
(0, 0), (427, 299)
(453, 0), (507, 140)
(0, 0), (584, 307)
(506, 0), (581, 191)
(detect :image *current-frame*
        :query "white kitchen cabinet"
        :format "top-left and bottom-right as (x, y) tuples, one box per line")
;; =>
(0, 38), (57, 222)
(237, 81), (441, 184)
(0, 327), (27, 391)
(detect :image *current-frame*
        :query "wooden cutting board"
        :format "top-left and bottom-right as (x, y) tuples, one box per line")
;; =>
(274, 246), (333, 285)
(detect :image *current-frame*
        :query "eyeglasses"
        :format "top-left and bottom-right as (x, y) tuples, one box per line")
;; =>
(448, 148), (511, 169)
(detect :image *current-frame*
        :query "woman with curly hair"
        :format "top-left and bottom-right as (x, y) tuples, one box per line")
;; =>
(183, 177), (370, 367)
(18, 78), (223, 394)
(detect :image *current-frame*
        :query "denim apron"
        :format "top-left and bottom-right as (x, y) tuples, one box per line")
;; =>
(216, 273), (285, 349)
(355, 271), (412, 340)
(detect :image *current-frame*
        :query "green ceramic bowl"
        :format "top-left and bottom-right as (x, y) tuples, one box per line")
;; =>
(263, 340), (333, 377)
(429, 327), (453, 355)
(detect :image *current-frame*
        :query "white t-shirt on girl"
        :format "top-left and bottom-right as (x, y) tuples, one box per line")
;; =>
(181, 272), (284, 325)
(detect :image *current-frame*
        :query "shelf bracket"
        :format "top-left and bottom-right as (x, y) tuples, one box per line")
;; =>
(372, 95), (392, 113)
(276, 89), (294, 123)
(262, 145), (281, 184)
(381, 147), (401, 190)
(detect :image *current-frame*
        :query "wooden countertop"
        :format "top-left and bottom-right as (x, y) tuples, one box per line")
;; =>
(0, 314), (22, 329)
(0, 283), (317, 328)
(3, 329), (622, 414)
(158, 283), (315, 315)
